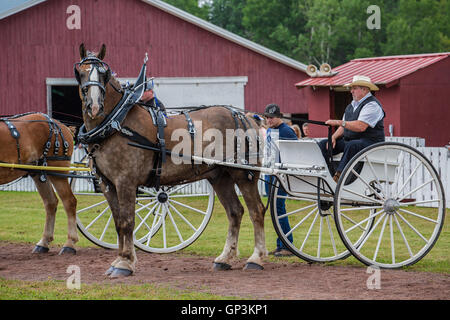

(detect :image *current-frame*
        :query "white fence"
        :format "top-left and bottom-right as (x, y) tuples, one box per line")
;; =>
(1, 137), (449, 208)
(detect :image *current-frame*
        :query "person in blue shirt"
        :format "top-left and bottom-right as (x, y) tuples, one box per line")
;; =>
(264, 103), (297, 257)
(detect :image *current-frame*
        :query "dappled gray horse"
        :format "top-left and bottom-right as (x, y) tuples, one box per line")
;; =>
(74, 44), (267, 278)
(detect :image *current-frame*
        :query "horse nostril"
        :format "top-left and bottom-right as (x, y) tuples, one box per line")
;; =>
(91, 104), (100, 118)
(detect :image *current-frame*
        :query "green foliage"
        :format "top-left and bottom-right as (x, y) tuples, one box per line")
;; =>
(161, 0), (450, 66)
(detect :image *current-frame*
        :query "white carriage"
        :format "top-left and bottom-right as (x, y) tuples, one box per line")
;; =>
(271, 139), (445, 268)
(72, 137), (445, 269)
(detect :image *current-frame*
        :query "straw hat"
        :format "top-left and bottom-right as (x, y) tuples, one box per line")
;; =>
(344, 75), (379, 91)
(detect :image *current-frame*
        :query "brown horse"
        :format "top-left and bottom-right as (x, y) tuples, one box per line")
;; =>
(74, 44), (267, 278)
(0, 113), (78, 254)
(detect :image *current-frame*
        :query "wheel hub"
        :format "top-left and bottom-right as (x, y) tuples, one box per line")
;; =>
(383, 198), (399, 214)
(157, 192), (169, 203)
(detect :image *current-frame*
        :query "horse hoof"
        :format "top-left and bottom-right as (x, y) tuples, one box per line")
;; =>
(110, 268), (133, 278)
(104, 266), (115, 276)
(32, 245), (49, 254)
(243, 262), (264, 270)
(213, 262), (232, 271)
(58, 247), (76, 255)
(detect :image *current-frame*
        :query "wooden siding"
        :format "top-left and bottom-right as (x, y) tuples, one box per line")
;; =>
(0, 0), (308, 116)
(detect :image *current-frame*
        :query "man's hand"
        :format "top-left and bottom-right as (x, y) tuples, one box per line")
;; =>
(325, 119), (342, 127)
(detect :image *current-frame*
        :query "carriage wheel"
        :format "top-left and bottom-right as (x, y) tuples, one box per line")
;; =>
(270, 179), (367, 262)
(334, 142), (446, 269)
(72, 173), (215, 253)
(133, 181), (215, 253)
(70, 172), (119, 249)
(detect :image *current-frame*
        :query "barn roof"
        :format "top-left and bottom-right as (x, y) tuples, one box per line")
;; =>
(295, 52), (450, 89)
(0, 0), (308, 73)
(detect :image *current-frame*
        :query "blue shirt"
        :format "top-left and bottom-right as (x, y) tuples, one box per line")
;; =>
(265, 122), (297, 165)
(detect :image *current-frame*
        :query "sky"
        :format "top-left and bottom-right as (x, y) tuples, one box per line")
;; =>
(0, 0), (32, 13)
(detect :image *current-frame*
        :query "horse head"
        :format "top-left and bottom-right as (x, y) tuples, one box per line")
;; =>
(74, 43), (111, 121)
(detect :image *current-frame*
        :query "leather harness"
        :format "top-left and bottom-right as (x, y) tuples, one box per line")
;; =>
(75, 58), (261, 190)
(0, 112), (71, 182)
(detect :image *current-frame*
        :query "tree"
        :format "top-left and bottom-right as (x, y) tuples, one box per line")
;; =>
(162, 0), (210, 20)
(383, 0), (446, 55)
(209, 0), (247, 38)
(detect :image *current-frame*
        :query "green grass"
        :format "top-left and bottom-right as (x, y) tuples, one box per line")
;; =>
(0, 278), (239, 300)
(0, 191), (449, 299)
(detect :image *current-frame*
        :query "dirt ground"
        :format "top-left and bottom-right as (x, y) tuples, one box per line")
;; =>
(0, 242), (448, 300)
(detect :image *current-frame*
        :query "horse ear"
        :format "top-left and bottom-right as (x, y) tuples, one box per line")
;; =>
(79, 43), (87, 59)
(98, 44), (106, 60)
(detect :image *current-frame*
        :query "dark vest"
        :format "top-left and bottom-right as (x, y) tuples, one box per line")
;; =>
(344, 95), (385, 142)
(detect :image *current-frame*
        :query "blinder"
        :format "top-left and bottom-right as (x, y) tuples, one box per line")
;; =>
(74, 56), (111, 93)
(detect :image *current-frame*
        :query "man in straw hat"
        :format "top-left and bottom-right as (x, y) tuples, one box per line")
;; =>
(318, 75), (385, 183)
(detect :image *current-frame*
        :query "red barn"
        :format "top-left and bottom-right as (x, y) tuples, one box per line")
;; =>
(295, 53), (450, 147)
(0, 0), (309, 126)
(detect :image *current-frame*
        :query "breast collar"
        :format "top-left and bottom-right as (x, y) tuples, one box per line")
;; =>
(77, 59), (147, 145)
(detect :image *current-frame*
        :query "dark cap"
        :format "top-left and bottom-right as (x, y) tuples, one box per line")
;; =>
(264, 103), (281, 118)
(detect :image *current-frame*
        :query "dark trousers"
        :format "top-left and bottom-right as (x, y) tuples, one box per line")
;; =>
(265, 175), (293, 249)
(318, 137), (375, 174)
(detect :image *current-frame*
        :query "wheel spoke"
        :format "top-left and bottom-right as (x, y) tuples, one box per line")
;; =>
(145, 204), (162, 246)
(285, 207), (317, 238)
(398, 199), (441, 206)
(135, 199), (158, 215)
(398, 208), (439, 224)
(99, 213), (113, 241)
(169, 193), (210, 198)
(393, 213), (413, 258)
(167, 201), (197, 232)
(161, 205), (167, 249)
(326, 215), (338, 256)
(342, 186), (384, 205)
(390, 215), (395, 264)
(300, 211), (319, 251)
(85, 206), (110, 230)
(355, 212), (387, 251)
(351, 168), (385, 200)
(395, 162), (421, 199)
(166, 203), (184, 243)
(134, 202), (159, 235)
(340, 205), (384, 212)
(77, 199), (108, 214)
(345, 208), (384, 234)
(170, 199), (208, 215)
(373, 214), (389, 261)
(397, 178), (434, 203)
(396, 212), (428, 243)
(278, 201), (317, 219)
(365, 155), (386, 199)
(317, 216), (323, 258)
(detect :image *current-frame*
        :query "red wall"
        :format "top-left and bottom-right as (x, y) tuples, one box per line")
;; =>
(375, 85), (401, 137)
(301, 87), (332, 138)
(0, 0), (308, 116)
(398, 57), (450, 146)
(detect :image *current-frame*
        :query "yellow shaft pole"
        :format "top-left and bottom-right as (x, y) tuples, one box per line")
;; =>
(0, 162), (91, 172)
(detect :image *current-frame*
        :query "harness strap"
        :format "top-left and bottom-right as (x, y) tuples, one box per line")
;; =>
(3, 120), (21, 163)
(182, 111), (197, 173)
(118, 125), (163, 189)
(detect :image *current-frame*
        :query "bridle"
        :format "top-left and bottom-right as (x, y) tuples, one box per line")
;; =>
(74, 55), (112, 99)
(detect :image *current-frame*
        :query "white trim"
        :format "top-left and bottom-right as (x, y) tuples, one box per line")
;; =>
(141, 0), (307, 72)
(0, 0), (46, 20)
(46, 76), (248, 86)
